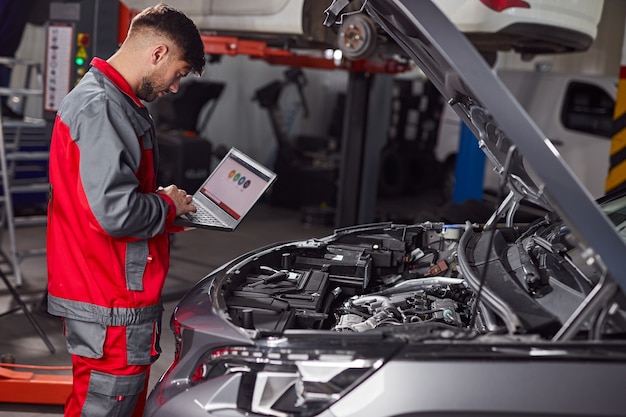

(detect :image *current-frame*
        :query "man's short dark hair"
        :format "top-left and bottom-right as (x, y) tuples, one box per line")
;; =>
(131, 3), (206, 75)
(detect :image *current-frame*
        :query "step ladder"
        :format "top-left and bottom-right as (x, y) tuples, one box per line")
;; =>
(0, 57), (54, 353)
(0, 57), (48, 287)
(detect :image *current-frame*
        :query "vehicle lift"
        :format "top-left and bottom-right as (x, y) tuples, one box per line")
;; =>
(0, 362), (72, 405)
(199, 34), (410, 227)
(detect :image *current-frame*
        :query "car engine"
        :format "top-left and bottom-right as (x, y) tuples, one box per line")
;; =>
(217, 220), (623, 340)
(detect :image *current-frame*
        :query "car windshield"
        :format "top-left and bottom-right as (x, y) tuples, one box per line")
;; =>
(601, 195), (626, 238)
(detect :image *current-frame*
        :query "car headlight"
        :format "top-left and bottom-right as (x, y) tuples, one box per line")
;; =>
(189, 342), (394, 417)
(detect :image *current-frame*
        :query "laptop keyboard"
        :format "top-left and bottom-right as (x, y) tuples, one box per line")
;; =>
(183, 203), (226, 227)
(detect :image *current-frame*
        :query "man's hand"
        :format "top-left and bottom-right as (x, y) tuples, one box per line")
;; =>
(157, 185), (197, 216)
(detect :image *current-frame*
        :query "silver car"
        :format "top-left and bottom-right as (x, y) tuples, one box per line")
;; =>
(145, 1), (626, 416)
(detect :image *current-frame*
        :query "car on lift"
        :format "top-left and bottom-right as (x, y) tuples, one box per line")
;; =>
(433, 0), (605, 62)
(143, 1), (626, 416)
(121, 0), (605, 61)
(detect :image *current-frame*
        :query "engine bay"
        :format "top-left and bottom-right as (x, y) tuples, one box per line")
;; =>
(215, 219), (624, 340)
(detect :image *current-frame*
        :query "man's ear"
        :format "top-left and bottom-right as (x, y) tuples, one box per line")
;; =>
(151, 44), (169, 64)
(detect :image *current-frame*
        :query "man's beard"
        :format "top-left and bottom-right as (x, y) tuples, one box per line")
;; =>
(137, 77), (159, 102)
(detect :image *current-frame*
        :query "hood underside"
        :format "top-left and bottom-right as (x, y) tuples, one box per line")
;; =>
(349, 0), (626, 291)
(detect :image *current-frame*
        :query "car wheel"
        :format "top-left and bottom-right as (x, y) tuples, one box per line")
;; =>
(338, 14), (378, 60)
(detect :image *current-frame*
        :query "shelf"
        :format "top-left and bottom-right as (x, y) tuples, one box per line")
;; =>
(1, 118), (47, 129)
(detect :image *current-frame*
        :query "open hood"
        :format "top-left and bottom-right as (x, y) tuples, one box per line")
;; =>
(325, 0), (626, 292)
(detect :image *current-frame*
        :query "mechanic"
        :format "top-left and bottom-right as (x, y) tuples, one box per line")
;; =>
(46, 4), (205, 416)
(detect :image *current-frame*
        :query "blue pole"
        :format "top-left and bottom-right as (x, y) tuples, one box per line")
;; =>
(452, 122), (485, 203)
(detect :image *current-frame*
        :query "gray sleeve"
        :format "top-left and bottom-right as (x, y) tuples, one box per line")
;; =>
(73, 99), (169, 239)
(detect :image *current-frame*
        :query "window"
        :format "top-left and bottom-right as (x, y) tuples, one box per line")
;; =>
(561, 81), (615, 138)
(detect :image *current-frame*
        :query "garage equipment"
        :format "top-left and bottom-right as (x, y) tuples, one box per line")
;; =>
(0, 361), (71, 405)
(252, 67), (339, 211)
(197, 35), (409, 226)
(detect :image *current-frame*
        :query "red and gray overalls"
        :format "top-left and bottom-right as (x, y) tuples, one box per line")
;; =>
(47, 57), (182, 417)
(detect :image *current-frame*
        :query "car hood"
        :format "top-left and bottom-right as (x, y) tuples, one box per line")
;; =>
(327, 0), (626, 291)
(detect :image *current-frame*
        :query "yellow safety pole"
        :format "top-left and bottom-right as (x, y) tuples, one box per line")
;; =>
(606, 17), (626, 194)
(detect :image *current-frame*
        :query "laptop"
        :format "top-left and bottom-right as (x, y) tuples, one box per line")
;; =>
(173, 147), (277, 231)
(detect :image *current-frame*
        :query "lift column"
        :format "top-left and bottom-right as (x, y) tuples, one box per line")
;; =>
(334, 71), (393, 227)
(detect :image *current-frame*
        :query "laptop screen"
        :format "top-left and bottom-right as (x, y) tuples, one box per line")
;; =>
(199, 149), (274, 220)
